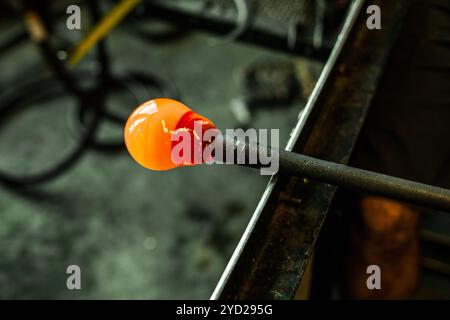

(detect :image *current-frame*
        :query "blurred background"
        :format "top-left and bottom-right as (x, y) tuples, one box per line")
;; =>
(0, 0), (449, 300)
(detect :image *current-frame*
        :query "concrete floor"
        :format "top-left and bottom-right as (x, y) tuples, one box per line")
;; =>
(0, 20), (321, 299)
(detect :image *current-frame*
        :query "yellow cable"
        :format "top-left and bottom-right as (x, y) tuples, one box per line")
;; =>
(68, 0), (141, 67)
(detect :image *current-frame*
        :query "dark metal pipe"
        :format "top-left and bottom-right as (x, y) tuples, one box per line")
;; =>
(278, 149), (450, 212)
(220, 135), (450, 212)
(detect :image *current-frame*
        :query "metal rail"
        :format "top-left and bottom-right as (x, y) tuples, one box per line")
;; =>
(211, 0), (410, 299)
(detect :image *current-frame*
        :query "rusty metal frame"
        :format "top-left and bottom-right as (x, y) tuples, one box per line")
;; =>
(211, 0), (409, 299)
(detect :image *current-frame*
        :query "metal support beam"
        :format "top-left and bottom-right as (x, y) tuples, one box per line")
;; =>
(211, 0), (410, 300)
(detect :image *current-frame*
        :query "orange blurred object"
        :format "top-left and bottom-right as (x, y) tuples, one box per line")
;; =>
(124, 98), (217, 171)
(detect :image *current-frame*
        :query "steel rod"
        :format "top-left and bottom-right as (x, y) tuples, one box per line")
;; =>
(220, 135), (450, 212)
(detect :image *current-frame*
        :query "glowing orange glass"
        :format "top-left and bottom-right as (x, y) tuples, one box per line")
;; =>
(124, 98), (217, 171)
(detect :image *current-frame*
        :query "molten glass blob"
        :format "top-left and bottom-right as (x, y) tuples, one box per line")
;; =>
(124, 98), (217, 171)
